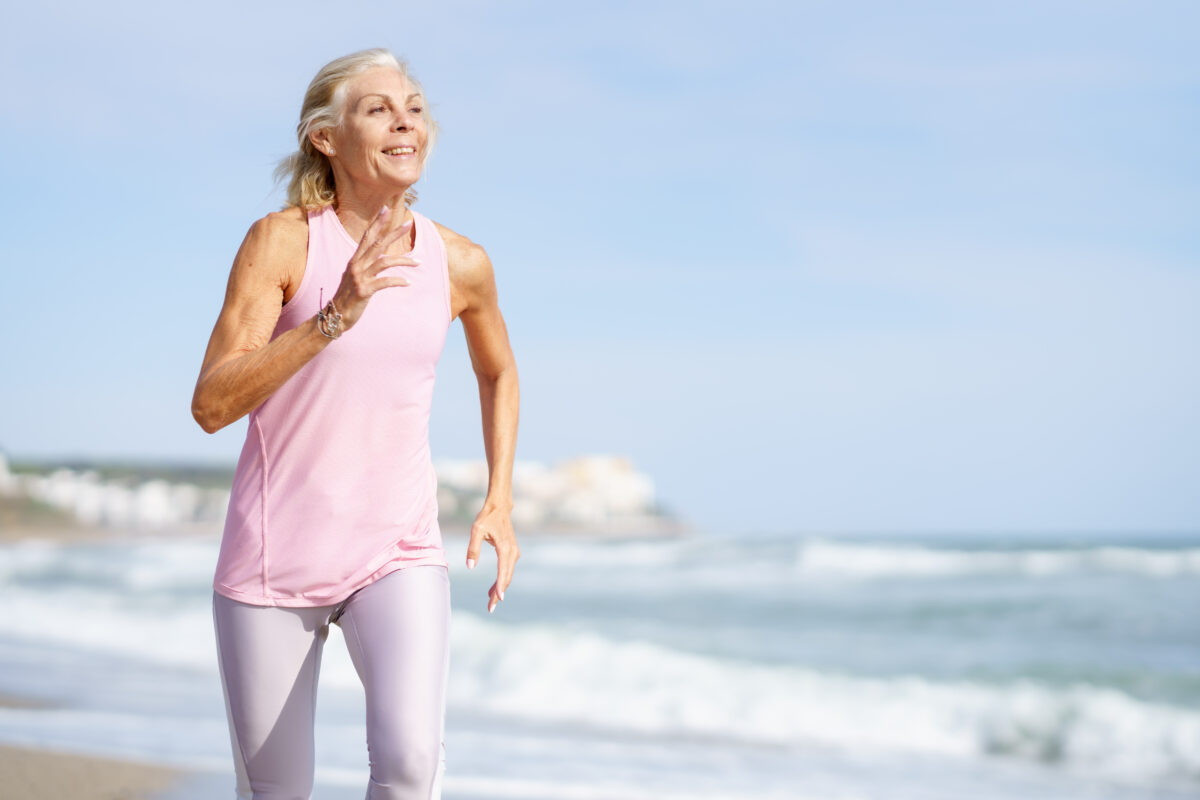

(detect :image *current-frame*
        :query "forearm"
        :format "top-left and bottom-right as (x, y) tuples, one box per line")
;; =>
(476, 364), (519, 509)
(192, 315), (332, 433)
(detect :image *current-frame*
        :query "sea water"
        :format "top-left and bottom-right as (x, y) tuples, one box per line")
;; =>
(0, 528), (1196, 799)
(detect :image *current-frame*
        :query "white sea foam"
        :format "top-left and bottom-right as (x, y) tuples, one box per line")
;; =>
(793, 538), (1200, 578)
(455, 532), (1200, 586)
(3, 535), (1198, 790)
(514, 537), (689, 568)
(447, 613), (1200, 785)
(10, 571), (1198, 788)
(0, 537), (232, 672)
(0, 536), (217, 589)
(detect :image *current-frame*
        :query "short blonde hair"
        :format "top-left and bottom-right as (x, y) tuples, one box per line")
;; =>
(275, 48), (439, 210)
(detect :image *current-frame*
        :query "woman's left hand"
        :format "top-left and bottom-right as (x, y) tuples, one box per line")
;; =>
(466, 504), (519, 613)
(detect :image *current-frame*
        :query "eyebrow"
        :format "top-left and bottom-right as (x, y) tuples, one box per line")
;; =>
(356, 93), (423, 109)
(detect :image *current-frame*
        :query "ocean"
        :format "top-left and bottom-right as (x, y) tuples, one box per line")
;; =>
(0, 527), (1197, 799)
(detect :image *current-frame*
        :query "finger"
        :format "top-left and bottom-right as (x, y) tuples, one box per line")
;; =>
(374, 211), (411, 247)
(495, 548), (511, 599)
(357, 203), (407, 246)
(360, 203), (394, 245)
(359, 218), (412, 262)
(380, 217), (414, 250)
(379, 197), (407, 231)
(370, 248), (420, 267)
(466, 526), (484, 570)
(498, 546), (517, 597)
(488, 583), (499, 614)
(364, 254), (420, 278)
(367, 276), (411, 291)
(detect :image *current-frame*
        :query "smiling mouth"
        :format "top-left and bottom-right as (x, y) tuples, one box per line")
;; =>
(383, 146), (416, 156)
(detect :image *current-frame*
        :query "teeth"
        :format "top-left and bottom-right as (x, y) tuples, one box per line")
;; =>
(384, 147), (415, 155)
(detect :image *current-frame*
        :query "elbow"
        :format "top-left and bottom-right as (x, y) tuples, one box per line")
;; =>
(476, 357), (519, 385)
(196, 417), (223, 435)
(191, 389), (227, 434)
(192, 405), (223, 435)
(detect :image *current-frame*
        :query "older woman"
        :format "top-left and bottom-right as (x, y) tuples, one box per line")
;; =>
(191, 49), (519, 799)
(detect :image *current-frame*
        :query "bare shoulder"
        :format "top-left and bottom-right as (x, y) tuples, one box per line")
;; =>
(434, 219), (492, 278)
(233, 206), (309, 299)
(244, 206), (308, 262)
(262, 204), (307, 231)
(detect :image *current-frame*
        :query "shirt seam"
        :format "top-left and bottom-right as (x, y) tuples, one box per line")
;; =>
(253, 416), (270, 598)
(417, 211), (452, 326)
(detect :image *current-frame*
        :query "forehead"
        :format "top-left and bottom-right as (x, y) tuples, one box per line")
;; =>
(344, 67), (419, 104)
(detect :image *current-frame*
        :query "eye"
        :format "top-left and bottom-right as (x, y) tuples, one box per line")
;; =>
(368, 105), (386, 114)
(409, 106), (423, 115)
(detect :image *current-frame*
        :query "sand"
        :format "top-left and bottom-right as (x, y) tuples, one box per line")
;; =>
(0, 522), (222, 800)
(0, 742), (185, 800)
(0, 687), (192, 800)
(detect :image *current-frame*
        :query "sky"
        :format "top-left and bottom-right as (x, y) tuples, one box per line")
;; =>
(1, 1), (1197, 535)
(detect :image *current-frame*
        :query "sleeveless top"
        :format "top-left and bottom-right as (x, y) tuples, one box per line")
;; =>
(213, 205), (452, 607)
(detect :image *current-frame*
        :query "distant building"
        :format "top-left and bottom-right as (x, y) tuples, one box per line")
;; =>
(0, 454), (682, 536)
(435, 454), (680, 535)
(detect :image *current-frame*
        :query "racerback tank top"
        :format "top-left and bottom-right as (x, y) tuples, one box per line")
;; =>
(214, 204), (452, 607)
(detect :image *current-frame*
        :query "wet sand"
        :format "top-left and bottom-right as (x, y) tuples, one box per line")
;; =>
(0, 522), (214, 800)
(0, 686), (190, 800)
(0, 742), (184, 800)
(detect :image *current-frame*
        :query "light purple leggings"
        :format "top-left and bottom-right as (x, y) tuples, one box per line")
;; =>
(212, 565), (451, 800)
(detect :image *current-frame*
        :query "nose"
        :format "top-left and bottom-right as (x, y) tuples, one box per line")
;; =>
(392, 108), (416, 132)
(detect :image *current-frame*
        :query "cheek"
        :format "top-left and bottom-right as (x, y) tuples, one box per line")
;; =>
(341, 122), (382, 154)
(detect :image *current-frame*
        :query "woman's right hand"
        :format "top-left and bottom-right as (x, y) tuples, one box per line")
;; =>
(330, 194), (420, 332)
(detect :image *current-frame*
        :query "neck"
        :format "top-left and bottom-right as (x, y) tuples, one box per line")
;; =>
(330, 182), (414, 242)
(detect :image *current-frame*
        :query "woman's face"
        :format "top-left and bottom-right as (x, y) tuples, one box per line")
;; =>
(322, 66), (429, 192)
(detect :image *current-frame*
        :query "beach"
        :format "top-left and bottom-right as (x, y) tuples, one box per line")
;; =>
(0, 741), (183, 800)
(0, 692), (184, 800)
(0, 523), (1197, 800)
(0, 516), (193, 800)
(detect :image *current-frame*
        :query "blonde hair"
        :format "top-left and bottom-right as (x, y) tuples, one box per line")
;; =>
(274, 48), (439, 210)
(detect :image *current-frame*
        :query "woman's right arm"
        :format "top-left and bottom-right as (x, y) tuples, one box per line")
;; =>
(191, 202), (414, 433)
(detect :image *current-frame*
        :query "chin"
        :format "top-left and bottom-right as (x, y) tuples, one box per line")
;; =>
(385, 170), (422, 188)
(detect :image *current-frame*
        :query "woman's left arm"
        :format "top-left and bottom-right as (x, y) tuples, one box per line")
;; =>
(447, 233), (521, 614)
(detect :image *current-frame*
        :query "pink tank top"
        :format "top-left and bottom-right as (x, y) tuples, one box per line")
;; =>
(214, 205), (452, 607)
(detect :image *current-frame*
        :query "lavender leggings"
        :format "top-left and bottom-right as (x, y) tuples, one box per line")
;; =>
(212, 565), (451, 800)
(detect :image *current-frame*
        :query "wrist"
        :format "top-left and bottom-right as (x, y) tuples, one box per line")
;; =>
(298, 316), (335, 358)
(316, 297), (343, 339)
(482, 496), (514, 513)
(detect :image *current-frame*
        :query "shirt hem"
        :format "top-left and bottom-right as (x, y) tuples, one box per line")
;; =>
(213, 551), (450, 608)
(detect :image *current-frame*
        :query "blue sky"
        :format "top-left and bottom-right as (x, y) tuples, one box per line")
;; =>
(1, 1), (1197, 534)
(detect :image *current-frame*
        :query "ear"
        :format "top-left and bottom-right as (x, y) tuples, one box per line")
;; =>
(309, 127), (337, 157)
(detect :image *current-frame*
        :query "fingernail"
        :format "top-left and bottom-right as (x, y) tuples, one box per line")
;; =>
(467, 558), (476, 569)
(488, 603), (495, 614)
(499, 590), (505, 601)
(379, 204), (390, 216)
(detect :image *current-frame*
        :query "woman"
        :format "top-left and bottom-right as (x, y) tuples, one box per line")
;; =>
(191, 48), (520, 800)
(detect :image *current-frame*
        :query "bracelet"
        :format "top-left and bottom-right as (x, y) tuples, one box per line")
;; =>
(316, 298), (343, 339)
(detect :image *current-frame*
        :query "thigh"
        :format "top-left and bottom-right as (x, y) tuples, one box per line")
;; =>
(213, 593), (332, 800)
(337, 566), (451, 795)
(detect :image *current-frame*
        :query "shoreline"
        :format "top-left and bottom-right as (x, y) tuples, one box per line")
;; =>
(0, 691), (189, 800)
